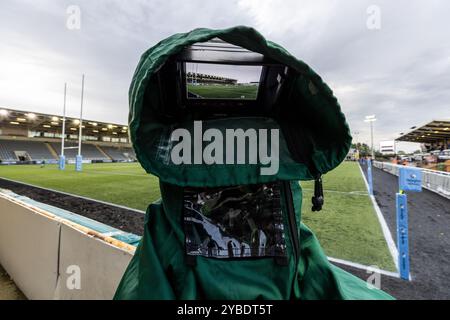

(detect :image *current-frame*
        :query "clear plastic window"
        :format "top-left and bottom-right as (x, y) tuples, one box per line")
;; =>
(183, 182), (286, 259)
(186, 63), (262, 100)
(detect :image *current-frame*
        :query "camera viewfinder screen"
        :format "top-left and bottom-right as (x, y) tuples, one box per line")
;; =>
(186, 63), (262, 100)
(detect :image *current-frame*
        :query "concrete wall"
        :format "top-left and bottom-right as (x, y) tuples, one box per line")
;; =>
(0, 192), (134, 299)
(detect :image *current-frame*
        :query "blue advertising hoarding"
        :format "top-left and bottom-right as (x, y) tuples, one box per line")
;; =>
(399, 167), (422, 192)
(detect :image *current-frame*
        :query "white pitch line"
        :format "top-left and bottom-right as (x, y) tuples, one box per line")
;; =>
(301, 188), (368, 196)
(0, 176), (146, 214)
(358, 163), (399, 271)
(76, 170), (147, 178)
(328, 257), (399, 278)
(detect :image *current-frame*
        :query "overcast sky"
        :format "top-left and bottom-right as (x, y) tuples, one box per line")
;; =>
(1, 0), (449, 152)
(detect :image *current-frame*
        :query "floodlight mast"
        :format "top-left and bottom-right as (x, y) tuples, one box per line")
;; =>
(352, 131), (360, 154)
(364, 115), (377, 159)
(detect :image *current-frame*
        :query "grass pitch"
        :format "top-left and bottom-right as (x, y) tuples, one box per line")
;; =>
(188, 84), (258, 99)
(301, 163), (396, 270)
(0, 162), (157, 211)
(0, 161), (395, 270)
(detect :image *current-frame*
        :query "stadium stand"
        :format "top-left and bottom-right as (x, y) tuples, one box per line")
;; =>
(0, 108), (137, 164)
(396, 119), (450, 171)
(50, 142), (109, 161)
(0, 139), (136, 163)
(186, 72), (237, 85)
(127, 148), (137, 161)
(100, 146), (135, 161)
(0, 139), (55, 162)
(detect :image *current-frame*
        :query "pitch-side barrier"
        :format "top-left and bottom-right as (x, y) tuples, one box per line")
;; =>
(0, 189), (139, 299)
(373, 161), (450, 199)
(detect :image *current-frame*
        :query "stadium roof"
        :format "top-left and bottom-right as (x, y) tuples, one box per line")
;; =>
(0, 107), (128, 139)
(396, 119), (450, 143)
(178, 37), (277, 65)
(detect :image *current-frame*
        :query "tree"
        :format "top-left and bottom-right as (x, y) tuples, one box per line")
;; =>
(354, 142), (372, 157)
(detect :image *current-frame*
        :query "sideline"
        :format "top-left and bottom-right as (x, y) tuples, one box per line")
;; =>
(358, 163), (399, 271)
(327, 257), (399, 278)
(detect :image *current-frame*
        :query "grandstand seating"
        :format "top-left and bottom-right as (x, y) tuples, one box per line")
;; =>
(50, 142), (109, 161)
(100, 146), (136, 161)
(127, 148), (137, 161)
(0, 140), (55, 162)
(0, 138), (136, 163)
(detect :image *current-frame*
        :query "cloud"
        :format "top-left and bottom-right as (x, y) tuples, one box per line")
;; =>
(0, 0), (449, 152)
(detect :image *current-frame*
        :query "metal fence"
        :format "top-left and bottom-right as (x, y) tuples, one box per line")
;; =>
(373, 161), (450, 199)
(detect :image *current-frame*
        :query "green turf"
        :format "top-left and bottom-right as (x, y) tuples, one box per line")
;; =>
(0, 163), (158, 211)
(0, 161), (395, 270)
(188, 84), (258, 99)
(301, 162), (396, 271)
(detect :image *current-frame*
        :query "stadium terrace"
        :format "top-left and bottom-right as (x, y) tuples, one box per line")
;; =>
(0, 107), (136, 164)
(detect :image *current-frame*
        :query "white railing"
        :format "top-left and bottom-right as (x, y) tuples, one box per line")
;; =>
(373, 161), (450, 199)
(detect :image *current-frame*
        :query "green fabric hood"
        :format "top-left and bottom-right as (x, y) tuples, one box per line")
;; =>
(114, 26), (393, 301)
(129, 26), (352, 187)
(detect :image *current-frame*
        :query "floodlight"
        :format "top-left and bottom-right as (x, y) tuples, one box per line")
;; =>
(26, 113), (36, 120)
(0, 109), (8, 116)
(364, 115), (377, 122)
